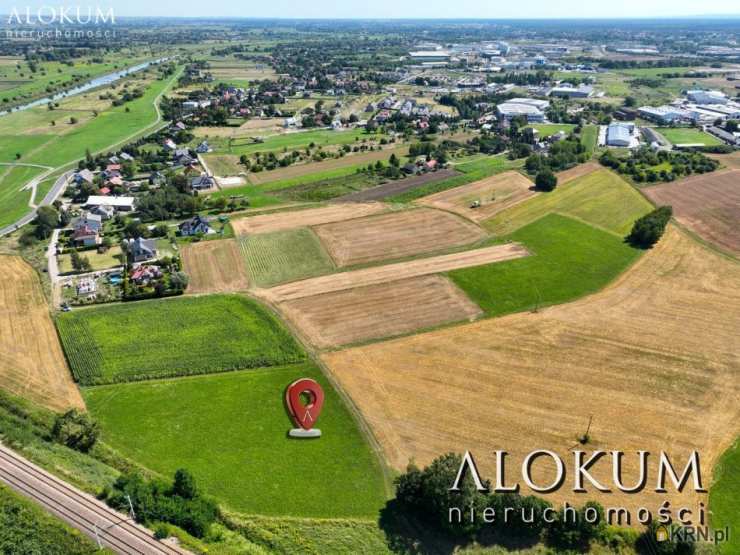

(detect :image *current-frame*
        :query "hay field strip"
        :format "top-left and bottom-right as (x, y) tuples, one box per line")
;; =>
(181, 239), (250, 294)
(279, 275), (483, 348)
(313, 208), (487, 267)
(257, 243), (529, 303)
(230, 202), (388, 234)
(322, 226), (740, 518)
(416, 170), (536, 222)
(0, 256), (83, 411)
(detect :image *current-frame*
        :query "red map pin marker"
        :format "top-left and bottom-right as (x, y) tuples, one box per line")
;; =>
(286, 378), (324, 438)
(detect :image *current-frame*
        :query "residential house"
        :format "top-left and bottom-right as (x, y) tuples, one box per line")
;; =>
(85, 196), (135, 212)
(90, 204), (115, 220)
(74, 169), (95, 186)
(76, 278), (97, 296)
(178, 215), (212, 236)
(163, 138), (177, 151)
(195, 141), (211, 153)
(119, 152), (134, 162)
(75, 211), (102, 233)
(190, 174), (215, 192)
(129, 265), (163, 285)
(126, 237), (157, 262)
(72, 224), (101, 247)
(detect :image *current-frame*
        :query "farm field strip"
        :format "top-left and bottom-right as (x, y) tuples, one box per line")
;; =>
(484, 168), (653, 236)
(56, 294), (304, 385)
(181, 239), (250, 294)
(337, 168), (460, 202)
(416, 170), (536, 222)
(322, 226), (740, 517)
(0, 256), (83, 411)
(230, 202), (388, 234)
(257, 243), (529, 303)
(279, 275), (483, 348)
(643, 169), (740, 256)
(314, 208), (487, 267)
(239, 227), (335, 287)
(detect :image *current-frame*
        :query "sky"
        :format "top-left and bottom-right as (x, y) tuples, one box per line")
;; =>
(1, 0), (739, 19)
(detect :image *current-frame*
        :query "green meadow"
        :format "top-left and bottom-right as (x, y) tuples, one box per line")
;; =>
(84, 364), (388, 518)
(526, 123), (575, 137)
(657, 127), (723, 146)
(0, 165), (45, 228)
(212, 128), (372, 156)
(56, 294), (304, 384)
(710, 439), (739, 554)
(484, 169), (653, 237)
(451, 213), (641, 317)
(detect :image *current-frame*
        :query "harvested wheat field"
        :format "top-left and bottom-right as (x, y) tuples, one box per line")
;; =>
(417, 171), (535, 222)
(230, 203), (387, 235)
(257, 243), (529, 303)
(644, 169), (740, 256)
(280, 275), (482, 348)
(0, 256), (83, 411)
(555, 161), (601, 184)
(315, 208), (486, 267)
(181, 239), (250, 294)
(323, 227), (740, 519)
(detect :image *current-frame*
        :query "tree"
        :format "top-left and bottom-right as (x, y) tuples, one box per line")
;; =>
(389, 153), (399, 167)
(34, 206), (59, 239)
(535, 170), (558, 191)
(627, 206), (672, 248)
(52, 409), (99, 453)
(624, 96), (637, 107)
(173, 469), (197, 499)
(169, 271), (189, 291)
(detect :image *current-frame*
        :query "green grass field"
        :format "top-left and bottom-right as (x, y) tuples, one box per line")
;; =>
(526, 123), (575, 137)
(212, 128), (373, 157)
(0, 484), (101, 554)
(57, 246), (123, 274)
(656, 127), (723, 146)
(451, 213), (641, 316)
(56, 294), (304, 384)
(710, 439), (739, 554)
(83, 364), (388, 518)
(239, 227), (335, 287)
(0, 165), (43, 228)
(580, 125), (599, 154)
(484, 168), (653, 236)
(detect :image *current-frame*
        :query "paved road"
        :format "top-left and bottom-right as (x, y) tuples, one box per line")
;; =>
(0, 170), (72, 237)
(0, 443), (189, 554)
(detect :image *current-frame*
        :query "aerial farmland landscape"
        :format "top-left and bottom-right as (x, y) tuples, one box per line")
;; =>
(0, 2), (738, 554)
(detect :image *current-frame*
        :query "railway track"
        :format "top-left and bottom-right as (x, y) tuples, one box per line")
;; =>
(0, 443), (189, 554)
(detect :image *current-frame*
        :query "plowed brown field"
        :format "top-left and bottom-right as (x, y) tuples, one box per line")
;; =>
(644, 169), (740, 256)
(322, 227), (740, 519)
(181, 239), (250, 294)
(257, 243), (529, 303)
(417, 171), (535, 222)
(230, 202), (387, 235)
(0, 256), (83, 411)
(314, 208), (486, 267)
(279, 275), (482, 348)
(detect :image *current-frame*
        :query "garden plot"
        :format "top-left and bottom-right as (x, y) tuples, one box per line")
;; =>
(314, 208), (486, 267)
(417, 171), (535, 222)
(279, 275), (482, 348)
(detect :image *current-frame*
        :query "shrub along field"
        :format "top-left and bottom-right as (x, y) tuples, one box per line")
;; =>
(56, 294), (304, 384)
(84, 363), (388, 518)
(239, 227), (335, 287)
(484, 168), (653, 237)
(450, 214), (642, 316)
(710, 439), (740, 554)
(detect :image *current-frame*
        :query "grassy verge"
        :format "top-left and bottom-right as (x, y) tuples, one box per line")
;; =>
(0, 483), (105, 554)
(239, 227), (335, 287)
(484, 168), (653, 237)
(84, 363), (388, 519)
(450, 214), (641, 317)
(710, 438), (739, 554)
(0, 165), (43, 228)
(56, 294), (305, 384)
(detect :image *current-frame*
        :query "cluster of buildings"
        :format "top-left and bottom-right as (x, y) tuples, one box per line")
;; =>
(638, 89), (740, 125)
(496, 98), (550, 125)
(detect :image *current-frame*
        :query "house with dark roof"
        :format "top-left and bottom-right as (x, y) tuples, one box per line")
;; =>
(190, 174), (215, 192)
(178, 215), (212, 236)
(126, 237), (157, 262)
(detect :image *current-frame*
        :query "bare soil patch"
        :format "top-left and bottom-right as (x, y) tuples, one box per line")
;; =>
(181, 239), (250, 294)
(0, 256), (83, 411)
(257, 243), (529, 303)
(338, 168), (460, 202)
(644, 169), (740, 255)
(230, 202), (387, 235)
(322, 227), (740, 519)
(417, 171), (535, 222)
(280, 275), (482, 348)
(314, 208), (487, 267)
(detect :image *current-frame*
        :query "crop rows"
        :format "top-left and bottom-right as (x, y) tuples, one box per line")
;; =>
(55, 318), (103, 384)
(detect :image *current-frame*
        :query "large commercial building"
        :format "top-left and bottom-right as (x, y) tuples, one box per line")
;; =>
(638, 105), (690, 124)
(686, 89), (728, 105)
(496, 100), (547, 124)
(606, 123), (635, 147)
(549, 84), (594, 98)
(408, 51), (451, 62)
